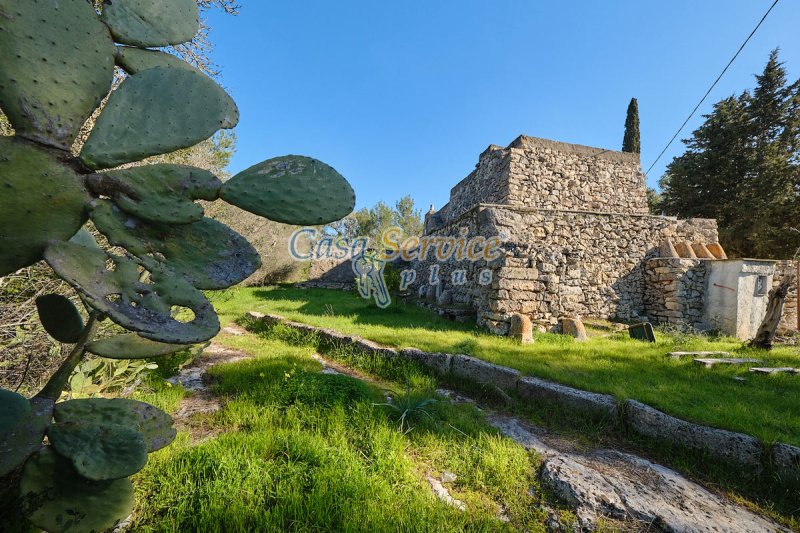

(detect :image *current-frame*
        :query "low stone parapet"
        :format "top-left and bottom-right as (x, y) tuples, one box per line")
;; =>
(245, 311), (799, 479)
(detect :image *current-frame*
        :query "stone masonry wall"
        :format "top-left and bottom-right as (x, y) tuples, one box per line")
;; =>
(505, 136), (648, 214)
(413, 204), (718, 334)
(644, 258), (708, 329)
(773, 260), (799, 334)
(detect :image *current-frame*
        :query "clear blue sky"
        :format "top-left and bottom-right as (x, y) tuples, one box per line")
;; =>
(206, 1), (799, 212)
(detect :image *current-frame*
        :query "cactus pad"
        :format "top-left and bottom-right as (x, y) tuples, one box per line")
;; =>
(87, 164), (222, 224)
(79, 67), (239, 170)
(91, 201), (261, 290)
(55, 398), (176, 453)
(101, 0), (200, 47)
(35, 294), (85, 344)
(220, 156), (356, 225)
(44, 241), (220, 344)
(0, 388), (29, 432)
(0, 137), (90, 276)
(0, 0), (115, 149)
(87, 334), (185, 360)
(48, 422), (148, 481)
(69, 228), (103, 251)
(21, 448), (134, 533)
(115, 46), (198, 75)
(1, 397), (54, 477)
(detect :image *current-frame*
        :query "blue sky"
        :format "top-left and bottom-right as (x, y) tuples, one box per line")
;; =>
(206, 1), (799, 212)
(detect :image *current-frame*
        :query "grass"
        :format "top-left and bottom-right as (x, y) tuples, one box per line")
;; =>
(209, 286), (800, 448)
(128, 325), (577, 532)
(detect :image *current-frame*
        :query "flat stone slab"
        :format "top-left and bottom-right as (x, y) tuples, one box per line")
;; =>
(667, 351), (731, 359)
(400, 348), (452, 376)
(749, 367), (800, 375)
(693, 358), (762, 368)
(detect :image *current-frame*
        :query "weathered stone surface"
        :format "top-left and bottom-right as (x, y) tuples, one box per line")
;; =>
(437, 289), (453, 306)
(560, 317), (588, 341)
(772, 443), (800, 480)
(691, 243), (715, 259)
(749, 367), (799, 375)
(509, 313), (533, 344)
(707, 242), (728, 260)
(674, 241), (697, 259)
(693, 358), (762, 368)
(624, 400), (763, 467)
(659, 239), (679, 258)
(488, 414), (783, 532)
(517, 377), (618, 421)
(451, 354), (520, 391)
(399, 348), (452, 376)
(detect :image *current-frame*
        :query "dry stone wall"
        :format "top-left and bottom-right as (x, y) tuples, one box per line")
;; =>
(644, 258), (707, 329)
(413, 204), (718, 334)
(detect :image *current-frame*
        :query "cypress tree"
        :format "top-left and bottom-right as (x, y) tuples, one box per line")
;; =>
(622, 97), (641, 153)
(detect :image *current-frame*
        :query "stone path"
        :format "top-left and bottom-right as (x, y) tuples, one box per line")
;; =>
(168, 324), (253, 436)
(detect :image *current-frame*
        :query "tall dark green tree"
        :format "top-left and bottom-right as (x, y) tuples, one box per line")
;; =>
(659, 49), (800, 258)
(622, 97), (641, 153)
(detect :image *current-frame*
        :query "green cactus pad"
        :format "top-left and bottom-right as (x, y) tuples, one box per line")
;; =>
(0, 137), (90, 277)
(0, 0), (115, 149)
(87, 334), (185, 360)
(87, 164), (222, 224)
(35, 294), (85, 344)
(0, 397), (54, 477)
(79, 67), (239, 170)
(48, 421), (148, 481)
(115, 46), (197, 75)
(21, 448), (134, 533)
(101, 0), (200, 47)
(69, 228), (103, 251)
(55, 398), (176, 453)
(91, 201), (261, 290)
(220, 156), (356, 225)
(0, 389), (30, 433)
(44, 241), (220, 344)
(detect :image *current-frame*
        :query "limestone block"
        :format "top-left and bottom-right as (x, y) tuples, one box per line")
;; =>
(624, 400), (763, 467)
(517, 376), (618, 422)
(691, 243), (714, 259)
(674, 241), (697, 259)
(399, 348), (452, 376)
(772, 443), (800, 480)
(658, 239), (679, 258)
(437, 289), (453, 306)
(560, 317), (588, 341)
(509, 313), (534, 344)
(451, 354), (520, 391)
(706, 242), (728, 260)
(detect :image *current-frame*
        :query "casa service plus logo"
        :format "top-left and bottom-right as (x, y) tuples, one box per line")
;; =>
(288, 227), (506, 308)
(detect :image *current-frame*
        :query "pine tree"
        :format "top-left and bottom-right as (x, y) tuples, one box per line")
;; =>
(659, 49), (800, 258)
(622, 97), (641, 153)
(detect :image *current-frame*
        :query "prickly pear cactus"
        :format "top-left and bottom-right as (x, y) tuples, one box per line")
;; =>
(0, 1), (356, 531)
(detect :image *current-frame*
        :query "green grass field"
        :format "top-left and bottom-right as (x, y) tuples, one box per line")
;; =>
(128, 326), (577, 532)
(210, 286), (800, 447)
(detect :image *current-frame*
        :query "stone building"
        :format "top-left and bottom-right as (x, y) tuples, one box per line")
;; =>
(412, 135), (796, 338)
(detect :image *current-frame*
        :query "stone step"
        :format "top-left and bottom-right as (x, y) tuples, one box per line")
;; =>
(693, 358), (762, 368)
(748, 367), (800, 375)
(667, 351), (731, 359)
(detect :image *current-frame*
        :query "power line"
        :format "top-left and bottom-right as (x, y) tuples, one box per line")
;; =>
(645, 0), (780, 176)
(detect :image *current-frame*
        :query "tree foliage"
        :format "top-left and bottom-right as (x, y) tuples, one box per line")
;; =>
(329, 195), (424, 244)
(622, 97), (641, 154)
(659, 50), (800, 258)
